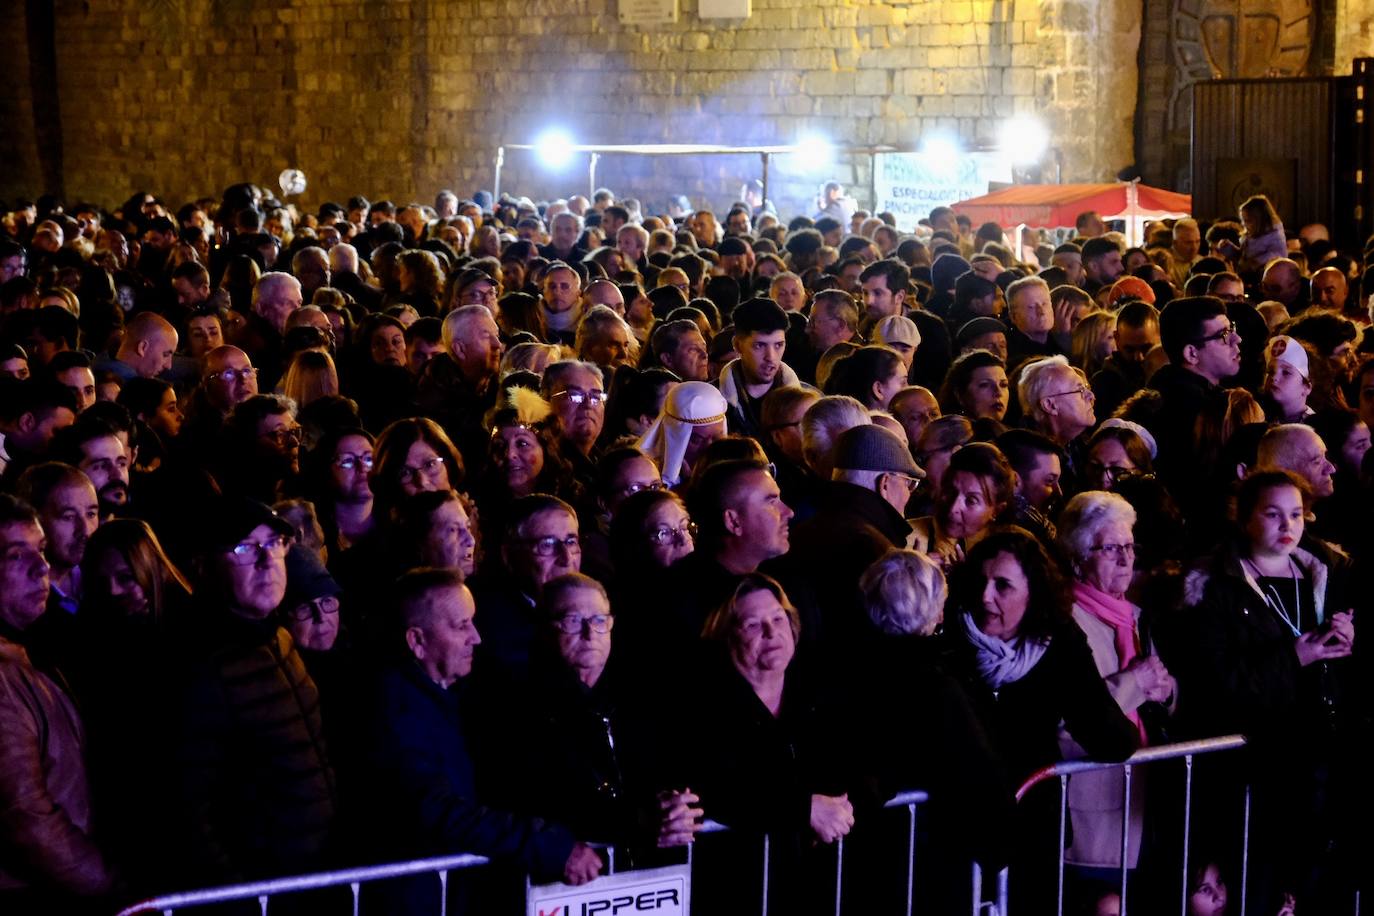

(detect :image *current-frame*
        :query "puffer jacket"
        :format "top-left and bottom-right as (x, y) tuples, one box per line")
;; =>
(168, 612), (336, 884)
(0, 634), (113, 896)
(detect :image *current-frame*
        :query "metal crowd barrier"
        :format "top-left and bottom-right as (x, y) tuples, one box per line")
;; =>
(115, 789), (1003, 916)
(1000, 734), (1248, 916)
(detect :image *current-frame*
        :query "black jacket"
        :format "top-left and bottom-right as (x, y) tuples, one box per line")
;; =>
(950, 618), (1139, 787)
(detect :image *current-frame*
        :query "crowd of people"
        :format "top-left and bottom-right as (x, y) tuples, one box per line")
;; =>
(0, 180), (1369, 916)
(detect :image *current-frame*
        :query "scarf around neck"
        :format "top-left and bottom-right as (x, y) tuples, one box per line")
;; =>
(1072, 580), (1147, 741)
(959, 611), (1049, 690)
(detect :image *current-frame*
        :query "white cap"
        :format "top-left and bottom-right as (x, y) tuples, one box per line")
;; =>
(636, 381), (728, 486)
(1266, 335), (1309, 380)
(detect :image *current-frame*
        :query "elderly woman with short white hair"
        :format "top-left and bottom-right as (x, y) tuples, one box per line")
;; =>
(1056, 490), (1178, 876)
(849, 549), (1014, 897)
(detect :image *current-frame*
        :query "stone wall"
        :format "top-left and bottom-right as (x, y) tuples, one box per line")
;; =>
(0, 6), (45, 203)
(1337, 0), (1374, 68)
(12, 0), (1144, 217)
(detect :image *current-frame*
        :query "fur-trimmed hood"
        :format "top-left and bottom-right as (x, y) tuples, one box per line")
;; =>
(1183, 541), (1334, 626)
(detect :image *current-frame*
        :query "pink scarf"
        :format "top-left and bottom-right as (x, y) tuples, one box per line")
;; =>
(1073, 580), (1147, 743)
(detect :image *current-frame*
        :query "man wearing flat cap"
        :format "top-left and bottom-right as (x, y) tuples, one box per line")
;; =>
(782, 424), (925, 647)
(165, 497), (336, 884)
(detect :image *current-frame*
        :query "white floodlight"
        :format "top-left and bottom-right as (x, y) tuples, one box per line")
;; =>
(534, 129), (577, 169)
(999, 116), (1050, 165)
(792, 134), (834, 172)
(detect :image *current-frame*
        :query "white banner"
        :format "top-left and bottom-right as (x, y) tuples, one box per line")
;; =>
(873, 152), (1013, 232)
(527, 864), (690, 916)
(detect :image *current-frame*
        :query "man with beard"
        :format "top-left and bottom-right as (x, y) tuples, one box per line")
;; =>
(51, 418), (132, 521)
(720, 298), (799, 440)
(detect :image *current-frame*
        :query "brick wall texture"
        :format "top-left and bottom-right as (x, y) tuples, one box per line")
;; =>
(14, 0), (1145, 216)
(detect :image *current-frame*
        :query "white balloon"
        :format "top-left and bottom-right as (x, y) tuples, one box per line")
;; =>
(278, 169), (307, 197)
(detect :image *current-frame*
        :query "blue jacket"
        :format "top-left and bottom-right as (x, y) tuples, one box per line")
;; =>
(358, 659), (575, 879)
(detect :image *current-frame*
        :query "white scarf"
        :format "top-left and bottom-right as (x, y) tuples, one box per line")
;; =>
(959, 612), (1050, 690)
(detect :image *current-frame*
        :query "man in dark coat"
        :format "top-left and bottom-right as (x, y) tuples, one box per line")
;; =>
(166, 497), (336, 885)
(784, 425), (922, 648)
(354, 568), (601, 911)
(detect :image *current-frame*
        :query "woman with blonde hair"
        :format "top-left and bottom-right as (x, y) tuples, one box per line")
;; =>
(1216, 194), (1286, 279)
(1070, 310), (1117, 379)
(282, 349), (340, 409)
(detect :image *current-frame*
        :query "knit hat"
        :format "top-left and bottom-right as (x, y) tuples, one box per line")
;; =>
(199, 497), (295, 554)
(718, 236), (751, 256)
(873, 314), (921, 350)
(1266, 335), (1309, 380)
(932, 254), (972, 293)
(832, 425), (924, 477)
(1108, 275), (1156, 306)
(284, 544), (342, 609)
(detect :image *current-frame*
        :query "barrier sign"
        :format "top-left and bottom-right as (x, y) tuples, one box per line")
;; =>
(528, 864), (690, 916)
(874, 152), (1012, 232)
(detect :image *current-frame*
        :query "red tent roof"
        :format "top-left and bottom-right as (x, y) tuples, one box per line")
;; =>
(952, 183), (1191, 228)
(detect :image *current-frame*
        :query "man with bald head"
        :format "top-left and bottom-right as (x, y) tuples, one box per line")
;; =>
(179, 345), (259, 462)
(327, 242), (383, 310)
(418, 305), (504, 465)
(1309, 266), (1348, 314)
(1261, 258), (1306, 312)
(582, 278), (625, 315)
(95, 311), (178, 382)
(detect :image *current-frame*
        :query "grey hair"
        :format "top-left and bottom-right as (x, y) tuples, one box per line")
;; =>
(859, 549), (947, 636)
(540, 359), (605, 397)
(1056, 490), (1137, 565)
(1016, 354), (1073, 423)
(800, 395), (871, 478)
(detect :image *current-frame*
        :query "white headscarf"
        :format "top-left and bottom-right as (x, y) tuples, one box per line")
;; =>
(637, 381), (728, 487)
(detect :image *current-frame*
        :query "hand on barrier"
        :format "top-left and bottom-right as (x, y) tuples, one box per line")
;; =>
(809, 793), (855, 845)
(656, 788), (704, 847)
(563, 842), (603, 885)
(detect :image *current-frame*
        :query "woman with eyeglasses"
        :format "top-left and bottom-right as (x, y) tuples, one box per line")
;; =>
(370, 417), (466, 522)
(1157, 469), (1357, 915)
(1055, 491), (1177, 886)
(304, 427), (376, 555)
(495, 573), (701, 860)
(1083, 422), (1155, 492)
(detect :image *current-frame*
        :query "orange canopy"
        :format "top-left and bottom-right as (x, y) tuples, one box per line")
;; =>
(952, 182), (1192, 229)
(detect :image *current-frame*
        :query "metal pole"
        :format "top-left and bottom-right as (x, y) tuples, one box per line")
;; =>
(1119, 764), (1132, 916)
(350, 881), (360, 916)
(1058, 774), (1069, 916)
(761, 833), (771, 916)
(494, 146), (504, 201)
(257, 894), (268, 916)
(440, 870), (450, 916)
(607, 846), (616, 875)
(996, 866), (1010, 916)
(971, 862), (982, 916)
(1181, 756), (1193, 916)
(589, 152), (600, 201)
(906, 803), (917, 916)
(1240, 783), (1251, 916)
(834, 836), (845, 916)
(761, 153), (771, 213)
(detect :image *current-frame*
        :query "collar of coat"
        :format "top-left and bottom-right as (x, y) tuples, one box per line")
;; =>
(1183, 540), (1339, 627)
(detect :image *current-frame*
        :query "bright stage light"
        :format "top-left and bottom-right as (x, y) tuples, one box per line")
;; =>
(999, 116), (1050, 165)
(534, 129), (577, 169)
(918, 132), (962, 179)
(792, 134), (834, 171)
